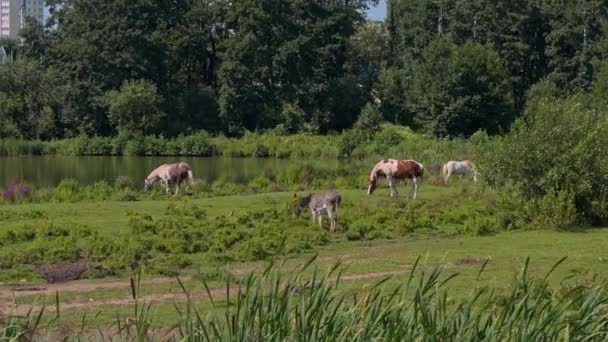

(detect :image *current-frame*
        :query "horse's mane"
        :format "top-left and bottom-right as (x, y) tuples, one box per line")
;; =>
(369, 160), (384, 181)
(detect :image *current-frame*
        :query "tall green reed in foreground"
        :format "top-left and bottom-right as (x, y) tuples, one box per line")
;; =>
(3, 256), (608, 341)
(172, 256), (608, 341)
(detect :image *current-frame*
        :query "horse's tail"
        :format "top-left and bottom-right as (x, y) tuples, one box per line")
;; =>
(187, 169), (194, 185)
(469, 162), (480, 181)
(335, 194), (342, 214)
(417, 162), (424, 182)
(442, 163), (448, 182)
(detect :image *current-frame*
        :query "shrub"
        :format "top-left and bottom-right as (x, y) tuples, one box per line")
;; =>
(115, 176), (135, 190)
(248, 176), (272, 193)
(460, 215), (497, 236)
(338, 129), (369, 158)
(103, 79), (165, 135)
(280, 103), (306, 134)
(354, 102), (383, 132)
(87, 181), (113, 200)
(480, 96), (608, 223)
(532, 191), (577, 229)
(370, 126), (403, 155)
(52, 179), (81, 202)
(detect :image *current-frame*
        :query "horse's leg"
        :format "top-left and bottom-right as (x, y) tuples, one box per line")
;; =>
(387, 175), (396, 197)
(411, 177), (418, 199)
(326, 207), (335, 232)
(174, 182), (180, 196)
(164, 180), (171, 194)
(311, 209), (316, 225)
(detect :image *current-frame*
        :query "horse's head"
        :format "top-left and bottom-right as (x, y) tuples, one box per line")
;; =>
(144, 179), (152, 192)
(292, 194), (312, 217)
(367, 177), (377, 195)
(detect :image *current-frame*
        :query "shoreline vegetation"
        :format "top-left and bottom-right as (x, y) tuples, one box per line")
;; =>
(0, 124), (476, 160)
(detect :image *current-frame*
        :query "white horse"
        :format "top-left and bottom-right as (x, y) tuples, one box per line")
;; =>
(442, 160), (479, 183)
(144, 162), (194, 195)
(368, 159), (424, 198)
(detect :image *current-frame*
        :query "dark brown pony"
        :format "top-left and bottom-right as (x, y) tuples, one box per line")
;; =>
(367, 159), (424, 198)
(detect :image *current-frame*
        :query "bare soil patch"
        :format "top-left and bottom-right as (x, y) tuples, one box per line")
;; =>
(35, 260), (106, 283)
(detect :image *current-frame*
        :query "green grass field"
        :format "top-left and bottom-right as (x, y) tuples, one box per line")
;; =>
(1, 183), (607, 334)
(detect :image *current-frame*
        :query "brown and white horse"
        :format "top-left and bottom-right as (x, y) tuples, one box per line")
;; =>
(367, 159), (424, 198)
(144, 162), (194, 195)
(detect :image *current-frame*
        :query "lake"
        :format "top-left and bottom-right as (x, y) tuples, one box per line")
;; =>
(0, 156), (344, 189)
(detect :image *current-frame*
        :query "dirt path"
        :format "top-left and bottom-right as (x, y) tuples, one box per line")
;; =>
(0, 268), (416, 316)
(0, 276), (190, 315)
(0, 257), (485, 317)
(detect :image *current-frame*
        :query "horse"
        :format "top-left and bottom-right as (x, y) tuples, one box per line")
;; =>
(144, 162), (194, 195)
(442, 160), (479, 183)
(293, 190), (342, 232)
(368, 159), (424, 198)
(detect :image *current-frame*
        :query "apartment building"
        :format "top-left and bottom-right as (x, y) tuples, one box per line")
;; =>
(0, 0), (44, 39)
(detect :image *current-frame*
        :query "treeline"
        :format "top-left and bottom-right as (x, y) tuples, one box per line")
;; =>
(1, 0), (607, 139)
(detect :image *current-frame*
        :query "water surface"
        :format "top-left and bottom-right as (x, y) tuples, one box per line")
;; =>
(0, 156), (342, 188)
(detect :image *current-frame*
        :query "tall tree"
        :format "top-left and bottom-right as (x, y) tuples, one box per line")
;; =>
(44, 0), (184, 136)
(410, 39), (513, 137)
(543, 0), (608, 93)
(218, 0), (374, 134)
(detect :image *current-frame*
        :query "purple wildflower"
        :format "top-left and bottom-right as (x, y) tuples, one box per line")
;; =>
(3, 188), (14, 201)
(18, 185), (31, 197)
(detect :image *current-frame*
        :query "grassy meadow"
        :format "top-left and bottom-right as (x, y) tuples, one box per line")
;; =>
(1, 180), (608, 339)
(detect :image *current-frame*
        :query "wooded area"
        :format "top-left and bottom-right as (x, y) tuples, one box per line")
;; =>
(0, 0), (607, 139)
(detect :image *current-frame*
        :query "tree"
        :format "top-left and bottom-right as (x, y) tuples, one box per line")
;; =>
(481, 95), (608, 222)
(0, 60), (59, 138)
(20, 17), (49, 62)
(543, 0), (608, 93)
(44, 0), (184, 135)
(0, 37), (18, 62)
(103, 80), (164, 134)
(389, 0), (550, 113)
(410, 39), (513, 137)
(218, 0), (373, 135)
(346, 22), (389, 87)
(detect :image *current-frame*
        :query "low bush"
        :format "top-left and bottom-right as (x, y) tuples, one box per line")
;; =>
(480, 96), (608, 223)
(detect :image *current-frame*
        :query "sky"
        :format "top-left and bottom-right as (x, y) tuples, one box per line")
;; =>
(367, 0), (387, 21)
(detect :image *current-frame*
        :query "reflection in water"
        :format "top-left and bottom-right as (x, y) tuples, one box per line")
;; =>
(0, 156), (343, 188)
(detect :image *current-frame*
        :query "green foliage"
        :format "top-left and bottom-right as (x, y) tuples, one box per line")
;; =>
(279, 103), (306, 134)
(6, 257), (608, 340)
(0, 60), (59, 139)
(531, 191), (577, 229)
(338, 129), (370, 158)
(354, 103), (384, 132)
(103, 79), (165, 135)
(172, 260), (608, 340)
(480, 96), (608, 222)
(410, 39), (514, 137)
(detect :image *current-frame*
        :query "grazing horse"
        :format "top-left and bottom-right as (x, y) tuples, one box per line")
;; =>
(144, 162), (194, 195)
(293, 190), (342, 232)
(368, 159), (424, 198)
(442, 160), (479, 183)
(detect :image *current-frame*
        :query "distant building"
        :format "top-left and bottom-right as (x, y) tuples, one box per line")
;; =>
(0, 0), (44, 39)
